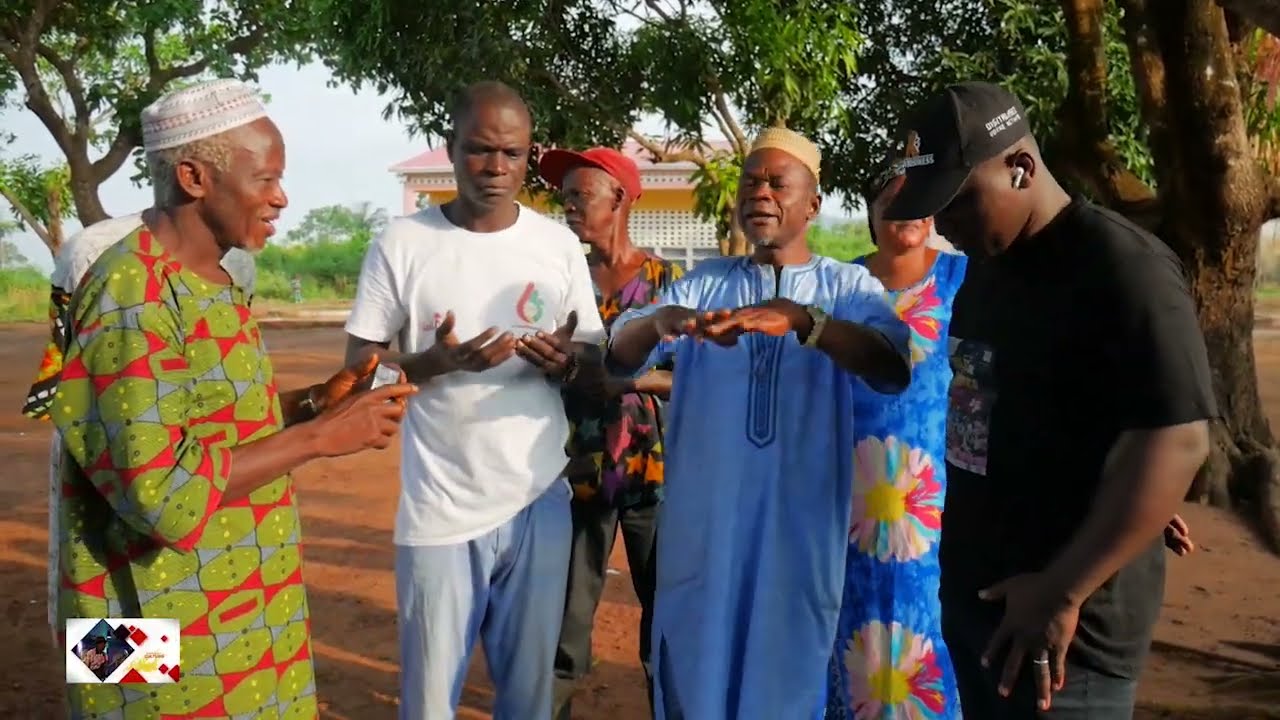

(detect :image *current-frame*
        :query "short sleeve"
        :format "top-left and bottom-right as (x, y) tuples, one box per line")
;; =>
(561, 243), (607, 346)
(52, 267), (232, 553)
(1105, 249), (1218, 429)
(345, 235), (408, 344)
(833, 267), (912, 392)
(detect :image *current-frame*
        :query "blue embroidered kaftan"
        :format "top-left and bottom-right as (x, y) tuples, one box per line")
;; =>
(611, 255), (910, 720)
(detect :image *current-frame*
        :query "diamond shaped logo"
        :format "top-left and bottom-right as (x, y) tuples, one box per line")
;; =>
(73, 619), (135, 682)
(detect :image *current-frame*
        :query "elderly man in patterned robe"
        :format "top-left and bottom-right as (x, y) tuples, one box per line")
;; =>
(51, 78), (415, 718)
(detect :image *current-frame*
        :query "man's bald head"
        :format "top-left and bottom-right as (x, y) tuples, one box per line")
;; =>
(447, 81), (533, 213)
(450, 80), (531, 133)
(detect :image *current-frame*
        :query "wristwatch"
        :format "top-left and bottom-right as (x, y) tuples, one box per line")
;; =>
(803, 305), (829, 348)
(298, 385), (322, 417)
(561, 353), (581, 385)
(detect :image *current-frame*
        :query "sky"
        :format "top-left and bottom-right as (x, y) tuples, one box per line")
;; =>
(1, 60), (855, 274)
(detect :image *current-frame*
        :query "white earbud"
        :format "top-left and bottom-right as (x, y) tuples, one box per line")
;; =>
(1011, 167), (1026, 189)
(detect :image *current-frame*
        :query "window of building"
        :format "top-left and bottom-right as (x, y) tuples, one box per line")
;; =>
(543, 208), (721, 268)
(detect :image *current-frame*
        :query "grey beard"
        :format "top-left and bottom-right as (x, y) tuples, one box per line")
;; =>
(749, 236), (776, 247)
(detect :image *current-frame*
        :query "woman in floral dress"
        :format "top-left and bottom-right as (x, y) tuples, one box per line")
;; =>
(826, 160), (965, 719)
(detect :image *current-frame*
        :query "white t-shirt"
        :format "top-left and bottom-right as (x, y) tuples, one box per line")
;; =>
(345, 204), (606, 546)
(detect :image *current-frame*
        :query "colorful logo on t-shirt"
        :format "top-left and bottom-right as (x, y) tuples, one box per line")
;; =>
(516, 282), (545, 324)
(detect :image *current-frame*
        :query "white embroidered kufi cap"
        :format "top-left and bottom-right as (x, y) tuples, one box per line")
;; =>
(141, 79), (268, 152)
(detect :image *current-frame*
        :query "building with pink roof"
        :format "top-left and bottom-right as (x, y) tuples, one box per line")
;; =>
(390, 138), (732, 267)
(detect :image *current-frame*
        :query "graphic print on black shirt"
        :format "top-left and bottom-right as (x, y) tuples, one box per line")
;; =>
(945, 337), (996, 475)
(939, 256), (1004, 601)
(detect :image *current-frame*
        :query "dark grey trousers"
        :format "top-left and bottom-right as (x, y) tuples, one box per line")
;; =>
(941, 596), (1139, 720)
(553, 499), (658, 720)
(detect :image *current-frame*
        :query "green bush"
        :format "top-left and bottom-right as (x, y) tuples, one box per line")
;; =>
(0, 266), (51, 322)
(808, 220), (875, 261)
(255, 236), (370, 300)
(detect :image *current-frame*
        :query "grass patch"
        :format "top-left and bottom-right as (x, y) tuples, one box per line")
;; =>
(0, 267), (49, 323)
(4, 257), (1280, 325)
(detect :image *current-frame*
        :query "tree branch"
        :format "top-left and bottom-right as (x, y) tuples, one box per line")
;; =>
(0, 36), (77, 160)
(28, 0), (61, 41)
(625, 129), (706, 166)
(85, 22), (268, 185)
(709, 108), (736, 149)
(1052, 0), (1159, 226)
(35, 41), (91, 144)
(708, 78), (748, 155)
(90, 127), (139, 184)
(642, 0), (676, 23)
(1060, 0), (1110, 147)
(531, 65), (708, 166)
(1119, 0), (1172, 173)
(615, 1), (664, 28)
(143, 22), (161, 79)
(0, 183), (56, 254)
(1267, 174), (1280, 218)
(1217, 0), (1280, 39)
(147, 24), (268, 91)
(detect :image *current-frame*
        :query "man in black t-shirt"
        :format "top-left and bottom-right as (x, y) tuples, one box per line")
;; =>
(883, 81), (1217, 719)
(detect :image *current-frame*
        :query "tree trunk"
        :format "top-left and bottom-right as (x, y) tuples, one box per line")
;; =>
(718, 207), (751, 256)
(46, 182), (65, 257)
(67, 154), (110, 227)
(1123, 0), (1280, 550)
(1218, 0), (1280, 39)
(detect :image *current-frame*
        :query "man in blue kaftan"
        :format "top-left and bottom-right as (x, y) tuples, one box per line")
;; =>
(607, 128), (913, 720)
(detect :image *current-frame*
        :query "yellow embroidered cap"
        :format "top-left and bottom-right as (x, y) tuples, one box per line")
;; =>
(749, 127), (822, 184)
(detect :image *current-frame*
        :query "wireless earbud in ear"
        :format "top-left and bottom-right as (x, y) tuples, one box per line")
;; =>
(1011, 167), (1026, 189)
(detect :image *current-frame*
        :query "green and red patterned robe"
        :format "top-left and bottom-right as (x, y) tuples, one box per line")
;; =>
(52, 228), (315, 719)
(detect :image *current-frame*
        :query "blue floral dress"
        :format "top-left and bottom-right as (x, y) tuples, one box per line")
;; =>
(826, 250), (967, 720)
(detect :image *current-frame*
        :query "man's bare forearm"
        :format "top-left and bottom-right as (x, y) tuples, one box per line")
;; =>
(811, 318), (911, 392)
(633, 369), (673, 399)
(223, 423), (326, 502)
(608, 315), (665, 372)
(1043, 421), (1210, 605)
(344, 335), (448, 384)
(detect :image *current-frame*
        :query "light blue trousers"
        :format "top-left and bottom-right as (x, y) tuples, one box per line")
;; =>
(396, 480), (572, 720)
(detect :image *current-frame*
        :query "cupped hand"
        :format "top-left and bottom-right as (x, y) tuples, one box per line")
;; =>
(313, 353), (380, 412)
(428, 310), (517, 373)
(517, 310), (579, 378)
(651, 305), (701, 342)
(694, 298), (810, 345)
(312, 382), (418, 457)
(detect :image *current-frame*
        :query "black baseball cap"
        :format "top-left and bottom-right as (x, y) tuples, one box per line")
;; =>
(882, 81), (1030, 221)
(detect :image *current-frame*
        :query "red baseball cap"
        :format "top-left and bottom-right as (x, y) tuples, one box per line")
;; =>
(539, 147), (642, 201)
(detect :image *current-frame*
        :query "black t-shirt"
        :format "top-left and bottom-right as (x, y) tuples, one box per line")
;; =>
(941, 198), (1218, 678)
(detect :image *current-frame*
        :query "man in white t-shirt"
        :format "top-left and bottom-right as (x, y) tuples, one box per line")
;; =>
(344, 81), (606, 720)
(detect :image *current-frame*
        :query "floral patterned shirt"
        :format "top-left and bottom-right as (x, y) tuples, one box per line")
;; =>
(564, 254), (684, 508)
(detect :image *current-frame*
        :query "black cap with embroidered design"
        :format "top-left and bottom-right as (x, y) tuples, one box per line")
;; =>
(881, 81), (1029, 221)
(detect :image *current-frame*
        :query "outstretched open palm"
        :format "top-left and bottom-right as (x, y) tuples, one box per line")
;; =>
(430, 310), (517, 373)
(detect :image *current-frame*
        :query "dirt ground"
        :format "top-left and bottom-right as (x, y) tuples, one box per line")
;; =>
(1, 322), (1278, 720)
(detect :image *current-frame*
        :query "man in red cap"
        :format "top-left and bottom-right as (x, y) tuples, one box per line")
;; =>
(531, 146), (682, 720)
